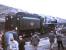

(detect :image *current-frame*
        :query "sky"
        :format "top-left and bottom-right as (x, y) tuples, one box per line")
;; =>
(0, 0), (66, 19)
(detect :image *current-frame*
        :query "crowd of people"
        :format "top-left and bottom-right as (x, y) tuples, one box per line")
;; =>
(49, 27), (65, 50)
(0, 26), (65, 50)
(0, 26), (40, 50)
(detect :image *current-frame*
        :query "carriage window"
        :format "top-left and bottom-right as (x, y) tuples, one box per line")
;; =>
(23, 17), (40, 20)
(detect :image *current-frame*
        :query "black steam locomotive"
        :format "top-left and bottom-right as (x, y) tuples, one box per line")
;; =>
(5, 12), (57, 36)
(5, 12), (44, 36)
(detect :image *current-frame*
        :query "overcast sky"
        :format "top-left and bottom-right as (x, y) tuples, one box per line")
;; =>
(0, 0), (66, 19)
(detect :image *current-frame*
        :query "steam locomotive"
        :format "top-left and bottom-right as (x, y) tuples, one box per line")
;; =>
(5, 12), (57, 36)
